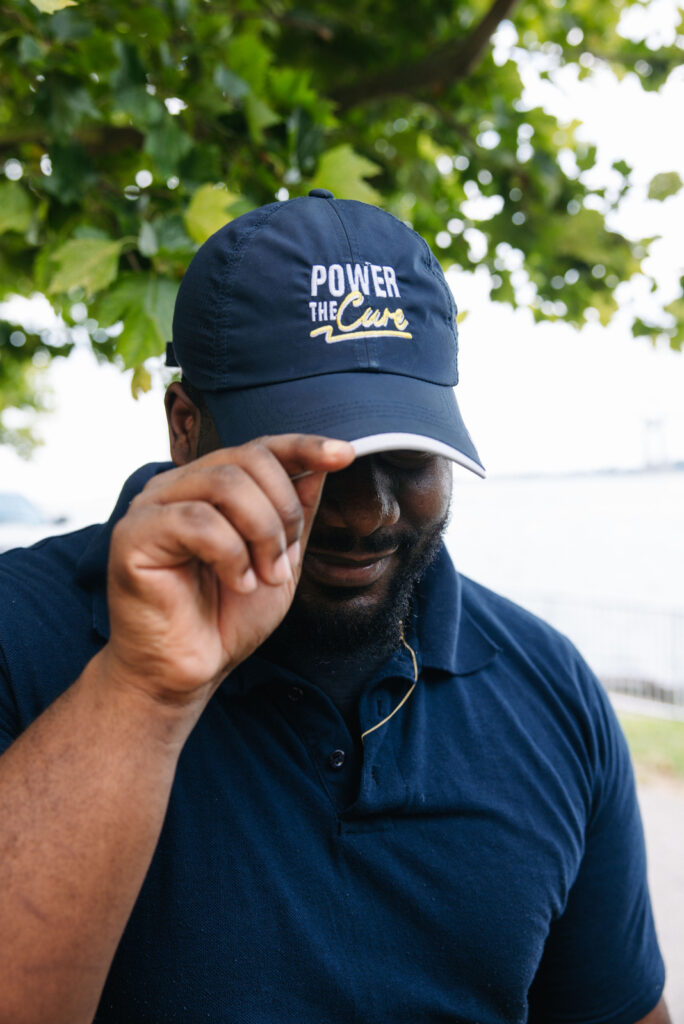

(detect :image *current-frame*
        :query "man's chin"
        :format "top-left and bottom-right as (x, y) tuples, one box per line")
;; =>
(298, 591), (387, 626)
(277, 531), (445, 662)
(295, 560), (404, 636)
(282, 584), (408, 661)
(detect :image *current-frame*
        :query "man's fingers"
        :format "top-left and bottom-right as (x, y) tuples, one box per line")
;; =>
(143, 434), (354, 486)
(113, 501), (260, 595)
(260, 435), (355, 480)
(137, 465), (300, 586)
(136, 435), (355, 584)
(228, 442), (308, 548)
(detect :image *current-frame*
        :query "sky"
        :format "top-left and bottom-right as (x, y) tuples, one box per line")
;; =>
(1, 5), (683, 522)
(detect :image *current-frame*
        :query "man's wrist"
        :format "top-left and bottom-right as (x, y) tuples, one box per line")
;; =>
(81, 646), (214, 755)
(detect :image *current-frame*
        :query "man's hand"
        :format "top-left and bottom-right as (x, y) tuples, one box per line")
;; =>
(0, 434), (354, 1024)
(103, 434), (355, 710)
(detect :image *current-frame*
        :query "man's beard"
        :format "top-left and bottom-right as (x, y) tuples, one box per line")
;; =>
(272, 511), (449, 666)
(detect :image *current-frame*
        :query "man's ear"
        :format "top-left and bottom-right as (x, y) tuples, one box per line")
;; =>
(165, 381), (202, 465)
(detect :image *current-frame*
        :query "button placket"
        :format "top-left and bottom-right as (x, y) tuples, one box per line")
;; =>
(327, 749), (346, 771)
(270, 680), (359, 811)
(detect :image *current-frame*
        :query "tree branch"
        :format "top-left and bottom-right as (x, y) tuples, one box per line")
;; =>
(0, 4), (36, 34)
(0, 126), (143, 158)
(331, 0), (522, 111)
(233, 7), (335, 41)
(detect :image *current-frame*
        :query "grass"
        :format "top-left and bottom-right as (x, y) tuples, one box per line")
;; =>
(618, 712), (684, 781)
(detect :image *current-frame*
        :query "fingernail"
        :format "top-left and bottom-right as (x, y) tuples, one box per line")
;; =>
(240, 568), (258, 592)
(287, 539), (301, 568)
(272, 551), (292, 583)
(322, 440), (353, 457)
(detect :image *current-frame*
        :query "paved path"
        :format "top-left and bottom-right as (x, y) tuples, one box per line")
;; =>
(638, 777), (684, 1022)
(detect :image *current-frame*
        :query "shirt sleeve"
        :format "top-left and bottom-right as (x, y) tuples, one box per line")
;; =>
(527, 671), (665, 1023)
(0, 643), (20, 756)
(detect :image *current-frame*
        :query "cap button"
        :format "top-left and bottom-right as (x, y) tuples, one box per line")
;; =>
(308, 188), (335, 199)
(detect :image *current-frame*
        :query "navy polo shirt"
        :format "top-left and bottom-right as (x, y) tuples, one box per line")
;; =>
(0, 464), (664, 1023)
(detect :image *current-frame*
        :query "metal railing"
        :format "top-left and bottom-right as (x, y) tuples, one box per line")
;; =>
(513, 593), (684, 707)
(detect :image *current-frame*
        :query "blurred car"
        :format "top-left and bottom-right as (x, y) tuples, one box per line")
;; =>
(0, 492), (73, 554)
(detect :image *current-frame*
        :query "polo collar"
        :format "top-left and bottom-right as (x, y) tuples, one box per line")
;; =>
(415, 546), (500, 677)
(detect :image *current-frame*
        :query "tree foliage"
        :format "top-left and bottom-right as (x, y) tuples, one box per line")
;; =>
(1, 0), (682, 450)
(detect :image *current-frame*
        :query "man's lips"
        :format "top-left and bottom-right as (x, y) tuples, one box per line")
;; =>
(303, 548), (398, 588)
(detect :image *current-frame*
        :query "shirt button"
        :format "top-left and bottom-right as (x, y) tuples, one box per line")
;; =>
(287, 686), (304, 702)
(328, 749), (346, 770)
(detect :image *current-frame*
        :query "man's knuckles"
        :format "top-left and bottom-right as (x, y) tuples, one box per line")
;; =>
(138, 461), (296, 511)
(274, 498), (303, 538)
(112, 500), (248, 567)
(175, 499), (224, 533)
(135, 435), (349, 509)
(129, 463), (304, 549)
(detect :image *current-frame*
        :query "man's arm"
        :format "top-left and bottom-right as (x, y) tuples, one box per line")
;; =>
(0, 435), (354, 1024)
(526, 641), (667, 1023)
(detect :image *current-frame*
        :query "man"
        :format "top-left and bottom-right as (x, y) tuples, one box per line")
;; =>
(0, 191), (669, 1023)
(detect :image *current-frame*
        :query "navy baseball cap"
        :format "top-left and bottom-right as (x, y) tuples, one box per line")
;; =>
(168, 189), (485, 477)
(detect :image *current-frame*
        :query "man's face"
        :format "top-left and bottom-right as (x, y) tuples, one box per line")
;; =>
(167, 383), (453, 660)
(281, 450), (452, 657)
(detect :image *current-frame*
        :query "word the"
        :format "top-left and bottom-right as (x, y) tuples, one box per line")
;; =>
(310, 290), (411, 344)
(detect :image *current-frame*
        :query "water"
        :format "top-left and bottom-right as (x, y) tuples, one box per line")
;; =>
(445, 469), (684, 692)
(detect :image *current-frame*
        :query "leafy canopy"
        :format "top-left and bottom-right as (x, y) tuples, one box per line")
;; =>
(1, 0), (683, 450)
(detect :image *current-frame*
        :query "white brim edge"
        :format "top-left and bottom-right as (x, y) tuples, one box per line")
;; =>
(350, 433), (486, 479)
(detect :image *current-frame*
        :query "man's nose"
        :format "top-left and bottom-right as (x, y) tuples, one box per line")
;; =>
(317, 456), (400, 537)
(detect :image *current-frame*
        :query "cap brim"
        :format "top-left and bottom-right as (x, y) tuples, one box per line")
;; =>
(202, 371), (485, 479)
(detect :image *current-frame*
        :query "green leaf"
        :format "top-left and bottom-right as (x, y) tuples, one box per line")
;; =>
(289, 108), (325, 175)
(224, 32), (271, 92)
(647, 172), (683, 201)
(0, 183), (33, 235)
(309, 145), (382, 204)
(213, 65), (250, 101)
(0, 249), (33, 300)
(144, 276), (177, 342)
(114, 86), (164, 129)
(96, 274), (178, 367)
(112, 40), (147, 91)
(41, 142), (95, 205)
(184, 185), (241, 244)
(143, 119), (193, 178)
(612, 159), (631, 178)
(552, 209), (628, 267)
(47, 238), (125, 297)
(152, 214), (195, 257)
(131, 364), (152, 398)
(244, 93), (281, 144)
(664, 291), (684, 352)
(592, 289), (619, 327)
(18, 36), (44, 63)
(29, 0), (77, 11)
